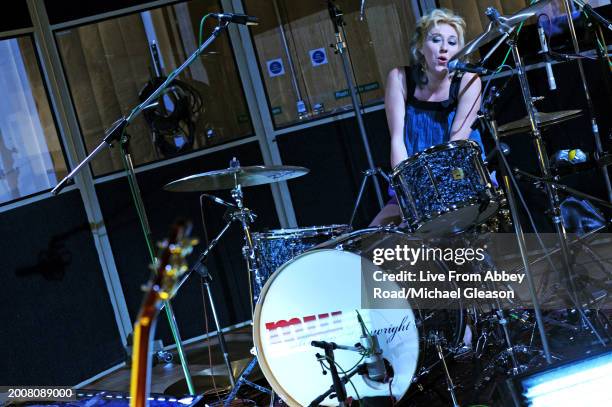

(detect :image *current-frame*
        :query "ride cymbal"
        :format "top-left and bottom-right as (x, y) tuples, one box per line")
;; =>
(164, 165), (309, 192)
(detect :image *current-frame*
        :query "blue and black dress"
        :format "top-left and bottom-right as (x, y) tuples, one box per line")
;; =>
(402, 65), (484, 157)
(388, 66), (486, 202)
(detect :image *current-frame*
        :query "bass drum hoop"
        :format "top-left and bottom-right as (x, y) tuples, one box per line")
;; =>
(253, 224), (350, 241)
(254, 248), (385, 407)
(254, 227), (464, 406)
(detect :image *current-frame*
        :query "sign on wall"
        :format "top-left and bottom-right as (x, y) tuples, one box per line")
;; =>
(267, 58), (285, 77)
(309, 48), (328, 67)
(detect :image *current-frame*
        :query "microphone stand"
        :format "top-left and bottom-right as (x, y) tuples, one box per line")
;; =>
(309, 363), (366, 407)
(327, 0), (384, 210)
(563, 0), (612, 204)
(50, 20), (232, 395)
(349, 168), (389, 227)
(310, 341), (363, 407)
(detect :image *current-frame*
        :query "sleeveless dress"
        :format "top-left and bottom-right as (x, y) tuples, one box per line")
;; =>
(389, 66), (485, 202)
(403, 65), (484, 157)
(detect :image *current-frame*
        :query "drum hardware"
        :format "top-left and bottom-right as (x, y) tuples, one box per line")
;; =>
(478, 80), (554, 364)
(451, 0), (559, 63)
(562, 0), (612, 203)
(390, 140), (499, 236)
(165, 158), (312, 404)
(326, 0), (384, 210)
(193, 263), (235, 389)
(513, 168), (612, 211)
(309, 313), (393, 405)
(349, 167), (390, 227)
(310, 340), (364, 407)
(252, 225), (351, 302)
(163, 163), (309, 192)
(431, 332), (461, 407)
(253, 228), (468, 406)
(473, 2), (610, 354)
(497, 109), (583, 137)
(551, 152), (612, 178)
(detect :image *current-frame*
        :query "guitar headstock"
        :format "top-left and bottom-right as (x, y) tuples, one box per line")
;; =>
(151, 220), (199, 300)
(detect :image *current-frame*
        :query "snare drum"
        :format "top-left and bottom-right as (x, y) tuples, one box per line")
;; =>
(253, 227), (464, 406)
(391, 140), (498, 236)
(252, 225), (350, 302)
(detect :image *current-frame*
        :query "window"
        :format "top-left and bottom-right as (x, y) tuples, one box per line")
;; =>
(0, 36), (65, 205)
(245, 0), (416, 128)
(55, 1), (253, 176)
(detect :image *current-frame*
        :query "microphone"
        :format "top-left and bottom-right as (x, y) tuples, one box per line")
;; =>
(311, 340), (336, 350)
(448, 59), (490, 75)
(212, 13), (259, 26)
(538, 25), (557, 90)
(202, 194), (237, 209)
(357, 313), (386, 382)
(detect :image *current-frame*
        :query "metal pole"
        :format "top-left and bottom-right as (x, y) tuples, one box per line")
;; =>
(328, 1), (384, 209)
(271, 0), (306, 117)
(119, 142), (195, 394)
(509, 39), (606, 348)
(563, 0), (612, 203)
(483, 105), (553, 363)
(204, 278), (236, 387)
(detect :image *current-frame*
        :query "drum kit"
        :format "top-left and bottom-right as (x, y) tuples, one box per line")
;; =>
(157, 1), (612, 406)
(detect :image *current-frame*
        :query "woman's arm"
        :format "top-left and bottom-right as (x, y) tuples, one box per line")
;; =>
(385, 68), (409, 168)
(449, 72), (482, 141)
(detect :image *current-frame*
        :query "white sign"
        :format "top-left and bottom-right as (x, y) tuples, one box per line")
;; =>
(309, 48), (328, 67)
(266, 58), (285, 77)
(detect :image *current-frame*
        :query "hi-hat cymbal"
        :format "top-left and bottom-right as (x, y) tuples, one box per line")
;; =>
(164, 165), (309, 192)
(498, 109), (583, 137)
(452, 0), (553, 61)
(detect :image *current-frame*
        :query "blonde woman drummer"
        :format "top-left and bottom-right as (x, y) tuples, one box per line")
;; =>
(371, 8), (484, 226)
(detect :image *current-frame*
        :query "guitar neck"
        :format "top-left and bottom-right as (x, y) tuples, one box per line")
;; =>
(130, 307), (160, 407)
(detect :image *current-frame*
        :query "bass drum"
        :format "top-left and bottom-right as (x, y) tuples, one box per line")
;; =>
(253, 227), (464, 406)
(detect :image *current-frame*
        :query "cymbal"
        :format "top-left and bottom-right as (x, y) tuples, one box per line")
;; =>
(452, 0), (553, 61)
(498, 109), (583, 137)
(164, 165), (309, 192)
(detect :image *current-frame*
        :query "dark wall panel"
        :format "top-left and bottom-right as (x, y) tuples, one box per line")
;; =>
(0, 190), (124, 385)
(44, 0), (161, 25)
(95, 141), (279, 344)
(0, 0), (31, 31)
(276, 109), (391, 229)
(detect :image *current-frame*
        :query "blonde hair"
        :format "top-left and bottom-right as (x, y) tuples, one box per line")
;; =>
(409, 8), (466, 84)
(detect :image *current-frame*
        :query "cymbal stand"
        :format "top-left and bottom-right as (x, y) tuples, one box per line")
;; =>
(505, 31), (607, 347)
(564, 0), (612, 203)
(513, 168), (612, 211)
(189, 220), (237, 388)
(431, 333), (460, 407)
(349, 168), (390, 227)
(479, 83), (553, 364)
(220, 158), (273, 406)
